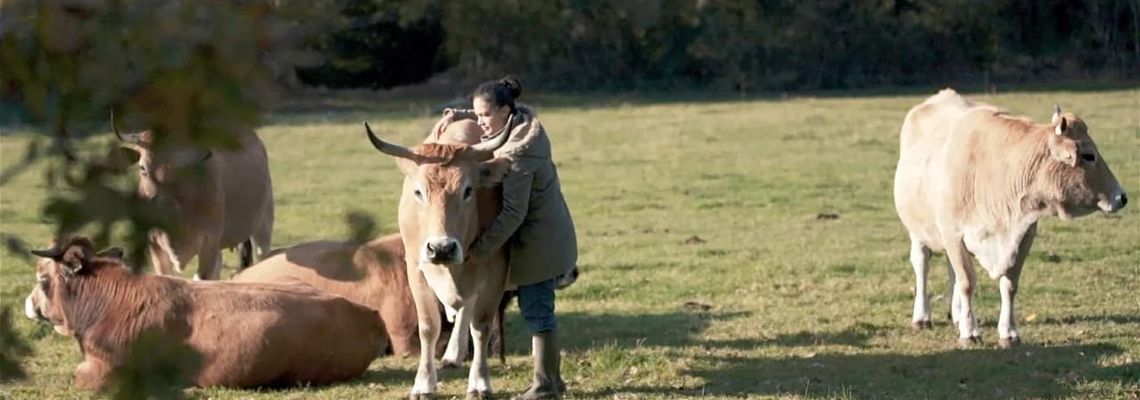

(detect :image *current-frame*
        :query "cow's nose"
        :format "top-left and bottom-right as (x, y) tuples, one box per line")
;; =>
(1119, 192), (1128, 208)
(425, 239), (460, 263)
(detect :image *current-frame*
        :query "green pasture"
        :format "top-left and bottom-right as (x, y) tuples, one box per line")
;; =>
(1, 88), (1137, 399)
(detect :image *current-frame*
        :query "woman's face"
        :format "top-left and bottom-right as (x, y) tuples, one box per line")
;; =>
(473, 97), (511, 136)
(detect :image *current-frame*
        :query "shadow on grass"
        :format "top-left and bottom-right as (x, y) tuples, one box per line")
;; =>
(500, 310), (884, 356)
(499, 310), (752, 354)
(682, 343), (1134, 400)
(700, 322), (881, 350)
(487, 309), (1134, 399)
(1038, 314), (1140, 326)
(567, 344), (1134, 400)
(359, 366), (416, 386)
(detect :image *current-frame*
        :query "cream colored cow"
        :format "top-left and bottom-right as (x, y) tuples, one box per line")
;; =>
(894, 89), (1127, 347)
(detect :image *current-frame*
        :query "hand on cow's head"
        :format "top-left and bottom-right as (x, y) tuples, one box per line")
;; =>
(364, 119), (511, 165)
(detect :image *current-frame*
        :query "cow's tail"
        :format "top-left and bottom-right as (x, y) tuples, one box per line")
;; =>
(238, 239), (254, 270)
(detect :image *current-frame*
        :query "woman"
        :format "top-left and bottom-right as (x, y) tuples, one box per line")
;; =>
(439, 76), (576, 400)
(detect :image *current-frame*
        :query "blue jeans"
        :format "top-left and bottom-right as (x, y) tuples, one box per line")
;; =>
(518, 278), (557, 333)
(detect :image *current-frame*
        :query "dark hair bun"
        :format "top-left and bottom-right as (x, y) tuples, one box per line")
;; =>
(499, 75), (522, 100)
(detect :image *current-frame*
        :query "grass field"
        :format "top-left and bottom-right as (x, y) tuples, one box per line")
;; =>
(1, 87), (1137, 399)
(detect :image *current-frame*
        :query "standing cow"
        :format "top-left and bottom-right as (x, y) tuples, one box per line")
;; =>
(894, 89), (1127, 347)
(113, 114), (274, 280)
(365, 119), (512, 399)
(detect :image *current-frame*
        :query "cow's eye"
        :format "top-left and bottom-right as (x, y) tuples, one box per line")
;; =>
(1080, 153), (1097, 164)
(463, 186), (474, 200)
(413, 189), (423, 199)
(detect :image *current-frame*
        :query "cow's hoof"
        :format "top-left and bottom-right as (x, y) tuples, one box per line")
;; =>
(911, 320), (933, 330)
(957, 336), (981, 349)
(466, 390), (493, 400)
(440, 359), (462, 369)
(409, 393), (434, 400)
(999, 336), (1021, 348)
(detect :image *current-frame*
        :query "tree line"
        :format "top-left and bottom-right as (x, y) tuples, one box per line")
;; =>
(299, 0), (1140, 91)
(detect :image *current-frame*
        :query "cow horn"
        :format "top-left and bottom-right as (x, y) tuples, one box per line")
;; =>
(1051, 104), (1062, 124)
(111, 110), (142, 145)
(364, 122), (420, 160)
(467, 113), (514, 158)
(30, 248), (61, 259)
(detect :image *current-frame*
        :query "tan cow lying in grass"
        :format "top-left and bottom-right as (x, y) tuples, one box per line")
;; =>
(234, 233), (490, 363)
(23, 236), (385, 389)
(894, 89), (1127, 347)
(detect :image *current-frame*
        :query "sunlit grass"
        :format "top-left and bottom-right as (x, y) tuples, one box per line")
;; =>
(1, 87), (1137, 399)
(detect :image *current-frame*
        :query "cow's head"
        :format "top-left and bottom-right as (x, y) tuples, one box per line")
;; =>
(24, 236), (123, 336)
(1041, 105), (1127, 219)
(365, 119), (511, 266)
(111, 112), (214, 201)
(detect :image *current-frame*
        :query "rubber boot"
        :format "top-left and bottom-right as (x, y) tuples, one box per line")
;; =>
(512, 330), (562, 400)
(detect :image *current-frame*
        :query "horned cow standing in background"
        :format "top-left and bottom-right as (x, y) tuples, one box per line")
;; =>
(112, 113), (274, 280)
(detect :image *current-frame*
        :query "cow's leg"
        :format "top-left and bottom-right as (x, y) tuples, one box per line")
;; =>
(73, 357), (110, 390)
(148, 230), (177, 275)
(251, 215), (273, 264)
(945, 239), (981, 347)
(466, 292), (501, 400)
(999, 225), (1035, 348)
(909, 238), (933, 329)
(194, 239), (223, 281)
(946, 259), (959, 323)
(408, 264), (441, 399)
(997, 271), (1021, 348)
(238, 239), (254, 270)
(441, 306), (471, 368)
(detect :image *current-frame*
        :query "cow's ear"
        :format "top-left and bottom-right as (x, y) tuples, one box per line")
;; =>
(1049, 135), (1079, 167)
(59, 244), (91, 277)
(477, 158), (511, 187)
(58, 241), (99, 279)
(97, 247), (124, 260)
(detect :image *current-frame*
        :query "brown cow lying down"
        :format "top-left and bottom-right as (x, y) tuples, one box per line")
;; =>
(234, 235), (425, 356)
(232, 234), (501, 365)
(22, 236), (385, 389)
(234, 234), (580, 364)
